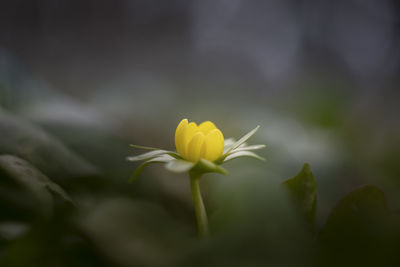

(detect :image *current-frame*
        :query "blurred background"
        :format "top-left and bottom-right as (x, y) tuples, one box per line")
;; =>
(0, 0), (400, 266)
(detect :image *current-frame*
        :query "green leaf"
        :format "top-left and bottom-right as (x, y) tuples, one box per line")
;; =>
(223, 151), (265, 162)
(0, 110), (97, 181)
(317, 185), (393, 266)
(129, 155), (175, 182)
(224, 125), (260, 155)
(0, 155), (73, 216)
(320, 185), (389, 238)
(165, 160), (195, 173)
(282, 163), (317, 226)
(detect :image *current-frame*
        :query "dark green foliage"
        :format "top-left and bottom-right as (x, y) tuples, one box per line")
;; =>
(282, 165), (400, 267)
(282, 163), (317, 227)
(0, 155), (73, 217)
(0, 96), (399, 266)
(318, 185), (400, 267)
(0, 110), (98, 181)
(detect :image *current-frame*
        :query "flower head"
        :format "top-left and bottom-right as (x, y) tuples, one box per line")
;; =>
(175, 119), (224, 162)
(127, 118), (266, 238)
(127, 118), (265, 181)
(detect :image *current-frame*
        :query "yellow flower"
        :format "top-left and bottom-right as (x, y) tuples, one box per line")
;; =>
(175, 119), (224, 162)
(128, 120), (264, 181)
(128, 119), (265, 238)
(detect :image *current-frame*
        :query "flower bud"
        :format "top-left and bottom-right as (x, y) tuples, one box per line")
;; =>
(175, 119), (224, 162)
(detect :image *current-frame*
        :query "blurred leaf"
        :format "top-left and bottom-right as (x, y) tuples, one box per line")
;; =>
(282, 163), (317, 226)
(0, 155), (73, 217)
(0, 216), (109, 267)
(76, 198), (186, 267)
(319, 185), (389, 237)
(317, 185), (399, 266)
(0, 110), (97, 181)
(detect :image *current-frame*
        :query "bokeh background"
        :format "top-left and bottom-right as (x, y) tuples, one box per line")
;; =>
(1, 1), (400, 266)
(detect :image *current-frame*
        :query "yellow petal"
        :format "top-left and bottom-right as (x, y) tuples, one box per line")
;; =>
(182, 122), (198, 158)
(175, 119), (188, 157)
(186, 132), (205, 162)
(198, 121), (217, 135)
(201, 129), (224, 162)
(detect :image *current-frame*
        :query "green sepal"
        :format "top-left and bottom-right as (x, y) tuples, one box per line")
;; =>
(129, 144), (160, 150)
(191, 159), (228, 175)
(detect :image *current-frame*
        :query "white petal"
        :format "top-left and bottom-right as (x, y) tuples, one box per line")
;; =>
(224, 126), (260, 155)
(223, 151), (265, 162)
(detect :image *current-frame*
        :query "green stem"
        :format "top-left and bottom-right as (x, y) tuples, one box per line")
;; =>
(189, 171), (209, 238)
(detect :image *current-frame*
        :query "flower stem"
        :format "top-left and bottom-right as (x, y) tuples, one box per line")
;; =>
(189, 171), (209, 238)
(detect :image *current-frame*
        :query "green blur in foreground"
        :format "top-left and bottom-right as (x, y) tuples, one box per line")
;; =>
(0, 100), (399, 266)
